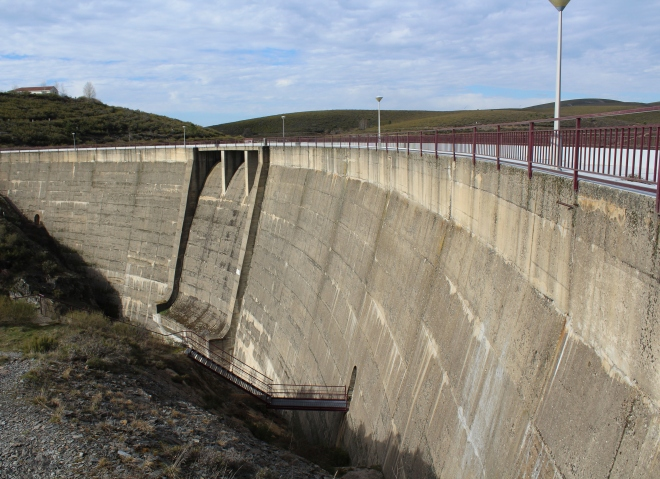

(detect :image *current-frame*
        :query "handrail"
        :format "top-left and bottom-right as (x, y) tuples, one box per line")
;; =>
(258, 107), (660, 212)
(176, 329), (348, 404)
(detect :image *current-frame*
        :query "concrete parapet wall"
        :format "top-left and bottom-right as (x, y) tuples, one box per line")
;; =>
(234, 146), (660, 478)
(0, 148), (192, 323)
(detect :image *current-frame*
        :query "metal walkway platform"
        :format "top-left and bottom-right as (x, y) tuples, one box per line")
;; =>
(180, 331), (348, 412)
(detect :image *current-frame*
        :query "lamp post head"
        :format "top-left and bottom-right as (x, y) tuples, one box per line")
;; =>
(548, 0), (570, 11)
(376, 96), (383, 102)
(282, 115), (286, 119)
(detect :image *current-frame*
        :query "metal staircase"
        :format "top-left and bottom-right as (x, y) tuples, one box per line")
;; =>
(179, 331), (349, 412)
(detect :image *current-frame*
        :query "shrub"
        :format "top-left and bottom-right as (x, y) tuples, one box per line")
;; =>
(66, 310), (109, 331)
(247, 421), (275, 443)
(0, 296), (37, 324)
(42, 260), (58, 275)
(22, 364), (49, 385)
(85, 356), (112, 371)
(256, 467), (277, 479)
(24, 335), (58, 354)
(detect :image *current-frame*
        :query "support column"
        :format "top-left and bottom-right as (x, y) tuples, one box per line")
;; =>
(221, 151), (226, 196)
(244, 151), (249, 197)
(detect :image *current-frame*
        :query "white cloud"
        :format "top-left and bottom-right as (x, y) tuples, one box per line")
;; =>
(275, 78), (294, 88)
(0, 0), (658, 125)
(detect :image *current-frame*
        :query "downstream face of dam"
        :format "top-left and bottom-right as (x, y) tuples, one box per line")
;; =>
(1, 145), (659, 478)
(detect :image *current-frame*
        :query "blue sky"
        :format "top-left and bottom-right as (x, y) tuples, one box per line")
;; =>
(1, 0), (658, 126)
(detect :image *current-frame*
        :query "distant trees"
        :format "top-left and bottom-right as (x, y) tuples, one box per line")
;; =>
(54, 82), (68, 97)
(82, 82), (96, 100)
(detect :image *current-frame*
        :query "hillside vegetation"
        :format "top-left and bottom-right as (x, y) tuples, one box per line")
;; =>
(0, 92), (230, 148)
(211, 99), (660, 137)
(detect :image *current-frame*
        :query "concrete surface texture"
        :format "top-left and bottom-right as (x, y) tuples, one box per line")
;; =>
(2, 144), (659, 478)
(0, 148), (191, 324)
(234, 147), (660, 478)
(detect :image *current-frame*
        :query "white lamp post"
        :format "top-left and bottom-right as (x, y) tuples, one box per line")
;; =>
(376, 96), (383, 147)
(549, 0), (570, 132)
(281, 115), (286, 140)
(183, 126), (186, 147)
(72, 132), (76, 150)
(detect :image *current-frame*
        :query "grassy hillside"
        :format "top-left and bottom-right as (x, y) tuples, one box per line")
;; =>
(211, 99), (660, 137)
(0, 92), (231, 148)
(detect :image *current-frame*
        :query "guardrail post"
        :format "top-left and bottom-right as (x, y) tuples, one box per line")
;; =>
(452, 129), (456, 162)
(472, 127), (477, 165)
(527, 122), (534, 179)
(434, 130), (438, 159)
(496, 125), (501, 170)
(655, 126), (660, 214)
(633, 127), (640, 178)
(573, 118), (581, 191)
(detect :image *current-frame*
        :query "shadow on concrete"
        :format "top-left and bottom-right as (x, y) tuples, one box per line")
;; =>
(289, 411), (438, 478)
(0, 194), (122, 318)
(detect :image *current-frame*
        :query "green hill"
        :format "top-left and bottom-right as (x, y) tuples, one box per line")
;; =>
(210, 99), (660, 137)
(0, 92), (231, 148)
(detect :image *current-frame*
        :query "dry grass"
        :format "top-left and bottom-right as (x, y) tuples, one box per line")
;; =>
(88, 392), (102, 412)
(31, 388), (49, 407)
(50, 404), (64, 423)
(130, 419), (154, 434)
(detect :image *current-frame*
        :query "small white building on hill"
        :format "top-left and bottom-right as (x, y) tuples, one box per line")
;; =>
(12, 86), (58, 95)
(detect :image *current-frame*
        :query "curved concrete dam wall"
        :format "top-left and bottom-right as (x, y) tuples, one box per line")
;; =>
(234, 147), (660, 478)
(2, 145), (660, 477)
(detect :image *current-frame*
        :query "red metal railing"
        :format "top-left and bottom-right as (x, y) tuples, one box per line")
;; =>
(3, 106), (660, 210)
(261, 106), (660, 212)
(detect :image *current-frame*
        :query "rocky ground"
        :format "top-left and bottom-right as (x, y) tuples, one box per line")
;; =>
(0, 351), (337, 479)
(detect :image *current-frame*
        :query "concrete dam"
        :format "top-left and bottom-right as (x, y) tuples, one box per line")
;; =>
(1, 143), (659, 478)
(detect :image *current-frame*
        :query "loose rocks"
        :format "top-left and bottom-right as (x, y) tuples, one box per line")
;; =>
(0, 353), (333, 479)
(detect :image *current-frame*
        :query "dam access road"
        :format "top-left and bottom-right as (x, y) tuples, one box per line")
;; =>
(2, 122), (660, 478)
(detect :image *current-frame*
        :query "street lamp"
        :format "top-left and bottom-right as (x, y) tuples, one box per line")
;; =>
(549, 0), (570, 132)
(376, 96), (383, 147)
(281, 115), (286, 140)
(72, 132), (76, 150)
(183, 126), (186, 147)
